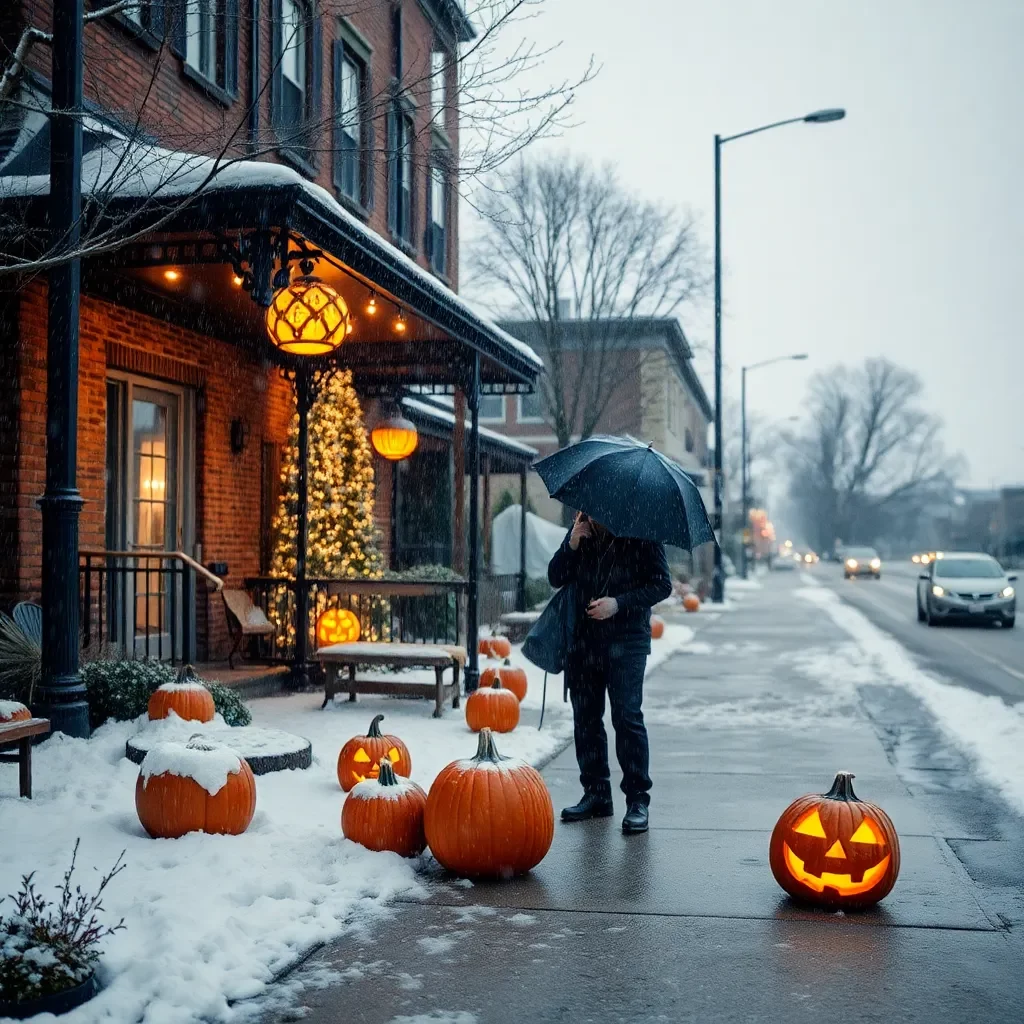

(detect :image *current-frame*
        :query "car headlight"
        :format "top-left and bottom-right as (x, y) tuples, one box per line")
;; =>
(1001, 586), (1015, 599)
(932, 584), (945, 597)
(846, 559), (857, 569)
(912, 555), (920, 563)
(870, 558), (881, 569)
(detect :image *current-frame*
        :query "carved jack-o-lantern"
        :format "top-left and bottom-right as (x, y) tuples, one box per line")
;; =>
(316, 607), (361, 647)
(336, 714), (412, 792)
(769, 771), (900, 909)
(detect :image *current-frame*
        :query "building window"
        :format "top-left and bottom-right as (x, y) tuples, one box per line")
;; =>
(272, 0), (320, 163)
(123, 1), (158, 32)
(334, 44), (365, 204)
(281, 0), (307, 123)
(518, 392), (544, 424)
(170, 0), (238, 97)
(185, 0), (218, 82)
(430, 50), (446, 129)
(479, 395), (504, 423)
(388, 103), (415, 246)
(427, 162), (447, 275)
(685, 427), (695, 453)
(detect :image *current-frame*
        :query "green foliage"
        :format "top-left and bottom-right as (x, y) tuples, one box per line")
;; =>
(525, 576), (553, 609)
(493, 488), (535, 517)
(81, 661), (251, 730)
(0, 840), (125, 1006)
(0, 611), (41, 705)
(383, 564), (466, 583)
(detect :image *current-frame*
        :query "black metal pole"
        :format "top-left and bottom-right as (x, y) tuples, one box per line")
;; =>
(740, 365), (748, 580)
(465, 354), (481, 692)
(711, 133), (725, 602)
(292, 366), (315, 688)
(517, 465), (528, 612)
(35, 0), (89, 737)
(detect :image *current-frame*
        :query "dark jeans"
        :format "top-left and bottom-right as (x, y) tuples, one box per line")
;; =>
(567, 645), (651, 806)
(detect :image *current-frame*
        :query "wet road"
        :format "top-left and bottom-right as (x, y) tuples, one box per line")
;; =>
(814, 559), (1024, 703)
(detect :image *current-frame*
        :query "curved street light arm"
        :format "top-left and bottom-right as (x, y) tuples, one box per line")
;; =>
(719, 117), (807, 145)
(743, 353), (809, 373)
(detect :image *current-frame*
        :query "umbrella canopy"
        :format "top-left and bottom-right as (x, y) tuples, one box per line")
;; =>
(534, 436), (716, 551)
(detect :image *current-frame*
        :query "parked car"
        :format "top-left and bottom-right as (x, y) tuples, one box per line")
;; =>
(844, 547), (881, 579)
(917, 552), (1016, 628)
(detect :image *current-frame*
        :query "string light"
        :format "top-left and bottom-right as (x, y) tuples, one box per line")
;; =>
(394, 310), (407, 334)
(164, 269), (180, 282)
(366, 291), (378, 315)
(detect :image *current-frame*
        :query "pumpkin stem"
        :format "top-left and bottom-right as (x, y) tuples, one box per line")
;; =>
(367, 714), (385, 738)
(490, 677), (502, 689)
(825, 771), (859, 801)
(473, 728), (506, 764)
(503, 658), (512, 666)
(177, 663), (199, 684)
(377, 759), (399, 786)
(186, 733), (218, 752)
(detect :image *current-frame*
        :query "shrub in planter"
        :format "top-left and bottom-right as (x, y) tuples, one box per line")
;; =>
(0, 841), (125, 1018)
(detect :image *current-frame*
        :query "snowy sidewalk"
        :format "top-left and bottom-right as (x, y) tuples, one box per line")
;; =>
(278, 572), (1024, 1024)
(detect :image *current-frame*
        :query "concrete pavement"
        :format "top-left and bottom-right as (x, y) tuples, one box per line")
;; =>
(264, 574), (1024, 1023)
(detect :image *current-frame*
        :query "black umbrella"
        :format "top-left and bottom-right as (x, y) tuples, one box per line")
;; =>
(534, 435), (716, 551)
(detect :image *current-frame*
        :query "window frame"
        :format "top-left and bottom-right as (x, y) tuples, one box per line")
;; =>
(430, 49), (447, 132)
(271, 0), (322, 173)
(517, 392), (545, 425)
(478, 395), (505, 424)
(170, 0), (239, 104)
(426, 156), (448, 277)
(388, 95), (417, 250)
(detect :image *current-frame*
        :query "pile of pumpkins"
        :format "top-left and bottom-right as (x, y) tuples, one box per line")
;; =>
(465, 636), (528, 734)
(338, 714), (553, 877)
(130, 659), (555, 881)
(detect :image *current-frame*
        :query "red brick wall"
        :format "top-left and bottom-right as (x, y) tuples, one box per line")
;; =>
(15, 0), (460, 286)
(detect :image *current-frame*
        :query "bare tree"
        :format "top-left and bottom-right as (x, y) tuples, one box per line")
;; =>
(786, 358), (962, 553)
(0, 0), (594, 275)
(466, 154), (708, 451)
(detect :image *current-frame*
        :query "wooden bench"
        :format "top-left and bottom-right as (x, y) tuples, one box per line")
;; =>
(222, 589), (276, 669)
(317, 642), (460, 718)
(0, 718), (51, 798)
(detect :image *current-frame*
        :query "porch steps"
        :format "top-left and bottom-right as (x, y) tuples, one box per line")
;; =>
(195, 663), (290, 702)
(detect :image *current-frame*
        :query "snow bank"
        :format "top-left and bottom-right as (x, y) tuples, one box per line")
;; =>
(797, 583), (1024, 816)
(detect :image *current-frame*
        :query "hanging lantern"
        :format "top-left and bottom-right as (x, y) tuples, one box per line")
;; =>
(371, 409), (419, 461)
(265, 274), (349, 356)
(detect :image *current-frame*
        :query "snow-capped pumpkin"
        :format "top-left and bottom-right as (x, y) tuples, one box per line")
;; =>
(479, 658), (527, 702)
(337, 714), (412, 792)
(0, 700), (31, 723)
(147, 665), (215, 723)
(650, 615), (665, 639)
(479, 635), (512, 660)
(342, 759), (427, 857)
(465, 677), (520, 733)
(769, 771), (900, 909)
(683, 594), (700, 613)
(425, 729), (554, 879)
(135, 736), (256, 838)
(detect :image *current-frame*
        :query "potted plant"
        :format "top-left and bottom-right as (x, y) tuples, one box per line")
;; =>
(0, 841), (125, 1019)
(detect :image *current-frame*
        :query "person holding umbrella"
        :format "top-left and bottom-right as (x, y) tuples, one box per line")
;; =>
(535, 436), (715, 835)
(547, 511), (672, 833)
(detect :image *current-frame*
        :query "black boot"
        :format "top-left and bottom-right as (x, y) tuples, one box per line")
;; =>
(622, 801), (649, 834)
(561, 793), (614, 822)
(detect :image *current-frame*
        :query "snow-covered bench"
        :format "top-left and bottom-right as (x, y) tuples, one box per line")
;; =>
(0, 717), (51, 798)
(316, 642), (460, 718)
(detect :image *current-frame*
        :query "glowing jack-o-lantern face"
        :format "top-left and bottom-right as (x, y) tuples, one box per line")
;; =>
(769, 772), (900, 909)
(316, 607), (361, 647)
(337, 714), (412, 792)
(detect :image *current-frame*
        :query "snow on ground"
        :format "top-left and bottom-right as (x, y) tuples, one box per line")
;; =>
(0, 627), (698, 1023)
(797, 583), (1024, 816)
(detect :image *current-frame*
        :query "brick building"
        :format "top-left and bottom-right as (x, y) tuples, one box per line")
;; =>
(0, 1), (540, 666)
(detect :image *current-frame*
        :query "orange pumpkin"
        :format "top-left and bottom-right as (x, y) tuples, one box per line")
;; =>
(337, 714), (412, 792)
(0, 700), (31, 723)
(479, 636), (512, 659)
(465, 678), (520, 733)
(650, 614), (665, 639)
(147, 666), (216, 723)
(342, 759), (427, 857)
(769, 772), (900, 909)
(683, 594), (700, 613)
(425, 729), (554, 878)
(135, 736), (256, 838)
(480, 658), (528, 702)
(316, 606), (361, 646)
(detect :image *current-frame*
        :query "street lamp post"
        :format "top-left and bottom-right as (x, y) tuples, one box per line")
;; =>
(711, 107), (845, 602)
(740, 354), (808, 579)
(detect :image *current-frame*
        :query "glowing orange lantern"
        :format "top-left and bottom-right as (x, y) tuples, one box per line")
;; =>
(265, 275), (349, 356)
(316, 607), (361, 647)
(371, 414), (418, 461)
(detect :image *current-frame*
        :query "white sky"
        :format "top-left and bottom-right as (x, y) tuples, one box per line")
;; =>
(464, 0), (1024, 487)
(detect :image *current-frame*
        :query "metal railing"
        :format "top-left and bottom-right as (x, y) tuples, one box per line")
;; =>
(480, 573), (520, 627)
(79, 550), (223, 665)
(244, 576), (467, 663)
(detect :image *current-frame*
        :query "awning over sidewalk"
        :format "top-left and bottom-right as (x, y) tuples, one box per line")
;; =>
(0, 110), (542, 395)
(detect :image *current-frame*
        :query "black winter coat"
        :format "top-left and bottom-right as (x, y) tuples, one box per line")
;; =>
(547, 530), (673, 655)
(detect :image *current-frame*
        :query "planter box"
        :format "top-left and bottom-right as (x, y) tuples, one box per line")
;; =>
(0, 973), (97, 1019)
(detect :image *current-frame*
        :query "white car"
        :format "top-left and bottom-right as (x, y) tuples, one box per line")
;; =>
(917, 552), (1016, 628)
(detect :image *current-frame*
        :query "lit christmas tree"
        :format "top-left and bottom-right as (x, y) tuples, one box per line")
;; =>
(271, 370), (382, 582)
